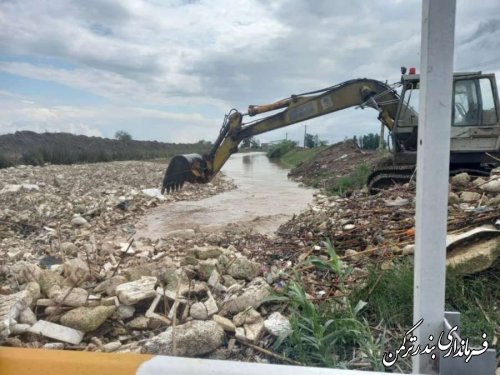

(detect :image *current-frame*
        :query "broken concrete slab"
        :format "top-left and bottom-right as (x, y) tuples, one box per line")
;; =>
(94, 276), (128, 296)
(244, 319), (265, 343)
(0, 288), (37, 342)
(224, 278), (270, 314)
(10, 323), (31, 335)
(63, 258), (90, 284)
(194, 246), (223, 260)
(226, 256), (261, 281)
(233, 307), (262, 327)
(128, 316), (149, 330)
(142, 320), (225, 357)
(460, 191), (481, 202)
(116, 276), (157, 305)
(60, 306), (116, 333)
(51, 287), (89, 307)
(28, 320), (84, 345)
(115, 305), (135, 320)
(197, 259), (218, 281)
(447, 237), (500, 275)
(102, 341), (122, 352)
(204, 290), (218, 316)
(451, 172), (470, 187)
(71, 215), (89, 227)
(18, 308), (37, 325)
(480, 178), (500, 193)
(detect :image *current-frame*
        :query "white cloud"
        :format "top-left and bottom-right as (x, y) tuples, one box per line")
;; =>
(0, 0), (499, 142)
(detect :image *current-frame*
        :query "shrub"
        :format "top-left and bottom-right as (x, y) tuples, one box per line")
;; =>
(267, 140), (297, 159)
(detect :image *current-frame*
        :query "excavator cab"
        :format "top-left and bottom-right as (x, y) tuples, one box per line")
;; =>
(393, 72), (500, 163)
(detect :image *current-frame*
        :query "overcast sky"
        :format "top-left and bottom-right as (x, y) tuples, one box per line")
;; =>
(1, 0), (499, 145)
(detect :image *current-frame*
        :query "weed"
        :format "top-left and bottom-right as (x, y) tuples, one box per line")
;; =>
(353, 259), (414, 327)
(267, 140), (298, 159)
(329, 164), (372, 195)
(307, 239), (352, 288)
(279, 146), (327, 168)
(355, 258), (499, 344)
(445, 261), (499, 342)
(273, 241), (386, 370)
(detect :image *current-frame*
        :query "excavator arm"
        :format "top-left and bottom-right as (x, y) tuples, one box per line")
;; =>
(162, 78), (401, 193)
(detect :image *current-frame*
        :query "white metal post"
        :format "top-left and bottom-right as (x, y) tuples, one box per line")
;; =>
(413, 0), (456, 374)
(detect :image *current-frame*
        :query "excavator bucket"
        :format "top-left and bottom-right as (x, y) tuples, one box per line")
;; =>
(161, 154), (206, 194)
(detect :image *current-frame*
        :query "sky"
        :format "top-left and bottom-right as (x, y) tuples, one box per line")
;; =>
(0, 0), (499, 145)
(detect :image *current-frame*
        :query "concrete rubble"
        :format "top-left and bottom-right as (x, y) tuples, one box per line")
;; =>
(0, 160), (497, 363)
(281, 171), (500, 270)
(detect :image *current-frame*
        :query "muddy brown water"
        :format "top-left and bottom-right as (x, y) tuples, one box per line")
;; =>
(135, 152), (317, 238)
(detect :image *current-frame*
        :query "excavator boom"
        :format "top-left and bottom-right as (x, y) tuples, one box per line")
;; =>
(162, 78), (403, 193)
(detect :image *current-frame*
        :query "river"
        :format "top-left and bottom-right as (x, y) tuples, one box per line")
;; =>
(135, 152), (316, 238)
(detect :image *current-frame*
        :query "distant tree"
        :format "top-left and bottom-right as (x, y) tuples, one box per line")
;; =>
(305, 133), (315, 148)
(250, 138), (261, 149)
(115, 130), (132, 141)
(305, 133), (327, 148)
(313, 134), (328, 146)
(267, 140), (297, 158)
(241, 137), (253, 148)
(197, 139), (212, 146)
(356, 133), (385, 150)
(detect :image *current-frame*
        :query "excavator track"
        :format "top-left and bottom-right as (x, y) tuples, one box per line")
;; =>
(367, 165), (492, 194)
(367, 165), (415, 194)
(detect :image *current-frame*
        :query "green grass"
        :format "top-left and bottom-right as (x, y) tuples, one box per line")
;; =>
(445, 261), (499, 341)
(271, 245), (498, 370)
(279, 146), (328, 168)
(329, 164), (372, 195)
(353, 259), (414, 328)
(270, 241), (386, 370)
(354, 258), (499, 344)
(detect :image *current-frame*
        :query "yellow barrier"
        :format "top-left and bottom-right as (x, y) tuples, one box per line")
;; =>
(0, 347), (408, 375)
(0, 347), (152, 375)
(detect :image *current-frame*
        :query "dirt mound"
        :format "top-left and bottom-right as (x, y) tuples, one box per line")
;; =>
(288, 139), (389, 190)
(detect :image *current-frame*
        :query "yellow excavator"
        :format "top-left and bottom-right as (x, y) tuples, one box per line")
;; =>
(162, 68), (500, 194)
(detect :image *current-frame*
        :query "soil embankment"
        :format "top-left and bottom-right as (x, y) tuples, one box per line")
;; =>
(287, 140), (389, 191)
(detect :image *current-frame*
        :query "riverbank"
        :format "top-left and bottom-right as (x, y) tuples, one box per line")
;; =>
(270, 140), (389, 193)
(1, 156), (498, 372)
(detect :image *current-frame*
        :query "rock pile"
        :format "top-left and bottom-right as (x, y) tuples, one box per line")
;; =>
(1, 160), (498, 362)
(0, 161), (234, 271)
(1, 242), (290, 357)
(280, 170), (500, 256)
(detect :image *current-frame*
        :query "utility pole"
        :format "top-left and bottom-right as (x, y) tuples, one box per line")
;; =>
(303, 125), (307, 147)
(413, 0), (456, 373)
(378, 123), (385, 150)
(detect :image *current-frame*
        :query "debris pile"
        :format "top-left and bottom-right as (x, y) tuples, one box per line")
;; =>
(0, 161), (235, 265)
(1, 242), (290, 359)
(0, 158), (498, 363)
(279, 170), (500, 274)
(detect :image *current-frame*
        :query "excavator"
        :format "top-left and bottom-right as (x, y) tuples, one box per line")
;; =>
(161, 68), (500, 194)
